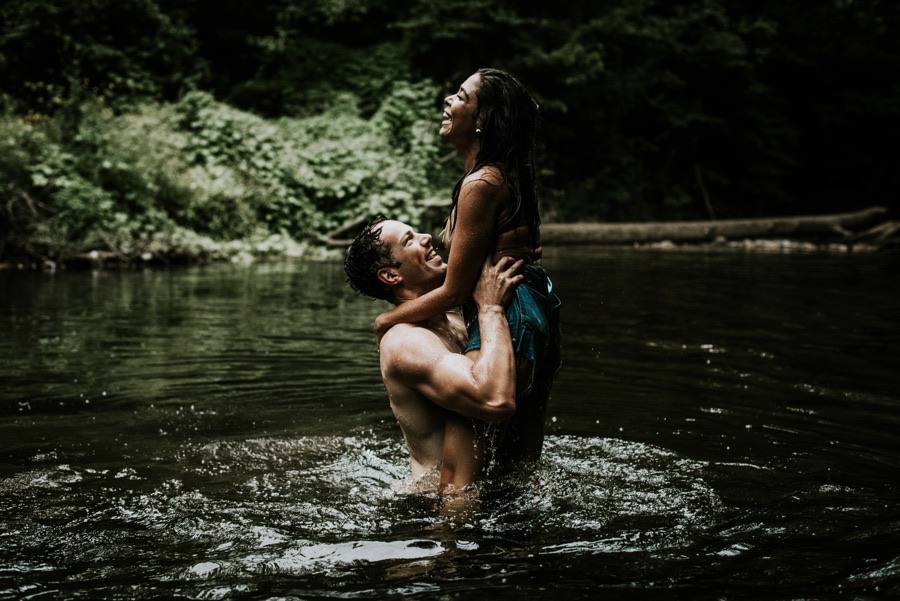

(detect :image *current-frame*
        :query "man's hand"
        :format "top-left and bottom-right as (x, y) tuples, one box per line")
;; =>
(472, 256), (524, 311)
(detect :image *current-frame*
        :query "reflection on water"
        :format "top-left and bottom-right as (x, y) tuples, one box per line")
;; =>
(1, 248), (899, 598)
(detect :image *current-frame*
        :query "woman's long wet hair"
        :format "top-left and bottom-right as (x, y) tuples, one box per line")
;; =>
(449, 67), (541, 250)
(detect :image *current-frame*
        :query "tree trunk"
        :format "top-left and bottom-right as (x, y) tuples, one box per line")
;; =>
(540, 206), (889, 245)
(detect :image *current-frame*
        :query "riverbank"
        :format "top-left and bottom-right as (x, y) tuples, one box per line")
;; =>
(0, 230), (345, 272)
(3, 234), (894, 272)
(4, 205), (896, 271)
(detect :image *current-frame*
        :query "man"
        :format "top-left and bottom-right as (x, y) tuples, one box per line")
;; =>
(343, 216), (559, 501)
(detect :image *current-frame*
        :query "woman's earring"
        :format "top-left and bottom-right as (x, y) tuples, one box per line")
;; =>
(475, 128), (482, 135)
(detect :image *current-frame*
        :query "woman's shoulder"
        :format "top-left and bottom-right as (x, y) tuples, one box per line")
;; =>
(462, 164), (504, 188)
(460, 166), (508, 206)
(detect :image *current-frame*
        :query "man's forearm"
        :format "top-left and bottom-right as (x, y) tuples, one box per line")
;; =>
(469, 305), (516, 418)
(408, 257), (520, 422)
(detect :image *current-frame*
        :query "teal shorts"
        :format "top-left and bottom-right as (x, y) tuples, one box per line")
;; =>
(463, 264), (562, 399)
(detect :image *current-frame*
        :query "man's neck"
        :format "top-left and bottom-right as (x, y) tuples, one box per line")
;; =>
(396, 299), (464, 352)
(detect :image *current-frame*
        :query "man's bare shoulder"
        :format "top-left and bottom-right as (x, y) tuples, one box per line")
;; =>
(380, 322), (435, 350)
(379, 315), (465, 377)
(379, 323), (442, 373)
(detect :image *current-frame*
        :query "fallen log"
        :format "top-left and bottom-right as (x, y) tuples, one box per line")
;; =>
(321, 213), (377, 247)
(845, 220), (900, 245)
(540, 206), (889, 245)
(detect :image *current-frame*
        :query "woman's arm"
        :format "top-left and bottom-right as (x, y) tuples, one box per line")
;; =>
(374, 171), (502, 339)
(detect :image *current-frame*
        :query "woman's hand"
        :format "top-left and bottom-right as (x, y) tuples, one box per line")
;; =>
(472, 256), (523, 311)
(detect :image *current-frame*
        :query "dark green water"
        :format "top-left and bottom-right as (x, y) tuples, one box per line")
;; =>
(1, 247), (898, 599)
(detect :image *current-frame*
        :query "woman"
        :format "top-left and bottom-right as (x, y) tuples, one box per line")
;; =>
(376, 67), (561, 466)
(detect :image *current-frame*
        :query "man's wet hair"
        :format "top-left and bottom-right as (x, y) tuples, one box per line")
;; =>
(344, 215), (400, 302)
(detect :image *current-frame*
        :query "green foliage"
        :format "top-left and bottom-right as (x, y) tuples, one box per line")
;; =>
(0, 0), (203, 113)
(237, 38), (412, 118)
(173, 83), (447, 237)
(0, 107), (193, 262)
(3, 0), (899, 261)
(0, 80), (451, 261)
(503, 1), (799, 221)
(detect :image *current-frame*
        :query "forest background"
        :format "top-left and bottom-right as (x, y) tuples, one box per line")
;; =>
(1, 0), (898, 264)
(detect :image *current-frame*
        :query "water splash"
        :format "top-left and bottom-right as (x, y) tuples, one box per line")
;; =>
(0, 432), (726, 597)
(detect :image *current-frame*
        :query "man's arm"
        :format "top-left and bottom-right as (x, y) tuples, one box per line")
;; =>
(382, 257), (523, 422)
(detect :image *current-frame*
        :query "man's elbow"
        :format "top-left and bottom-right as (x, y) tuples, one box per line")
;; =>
(481, 394), (516, 422)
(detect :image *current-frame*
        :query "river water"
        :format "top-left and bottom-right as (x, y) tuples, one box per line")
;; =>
(1, 247), (898, 599)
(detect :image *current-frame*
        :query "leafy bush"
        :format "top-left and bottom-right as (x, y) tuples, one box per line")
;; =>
(0, 113), (120, 260)
(1, 81), (453, 263)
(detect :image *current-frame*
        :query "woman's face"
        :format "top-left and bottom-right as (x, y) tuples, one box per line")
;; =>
(440, 72), (481, 145)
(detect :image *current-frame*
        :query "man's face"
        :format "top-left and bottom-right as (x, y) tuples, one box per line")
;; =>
(378, 220), (446, 294)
